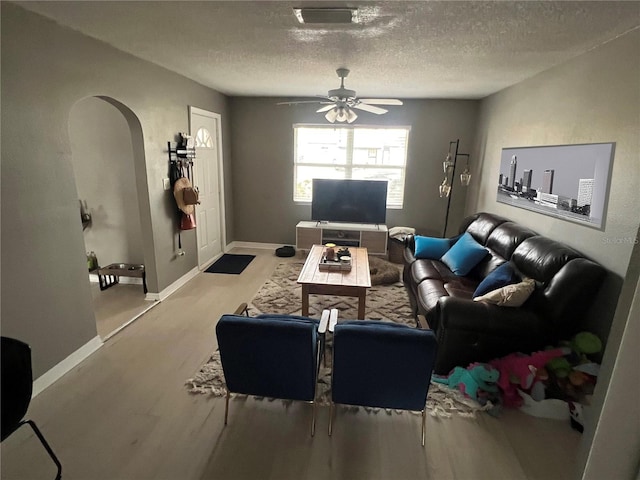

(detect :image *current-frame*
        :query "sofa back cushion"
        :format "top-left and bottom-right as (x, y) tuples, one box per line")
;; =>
(486, 222), (538, 259)
(512, 237), (581, 282)
(464, 213), (508, 245)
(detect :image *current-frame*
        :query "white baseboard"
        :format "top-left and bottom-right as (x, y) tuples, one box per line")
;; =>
(145, 266), (200, 302)
(226, 241), (283, 251)
(101, 301), (159, 341)
(33, 335), (103, 398)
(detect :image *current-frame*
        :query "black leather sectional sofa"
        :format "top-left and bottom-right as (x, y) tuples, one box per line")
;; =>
(403, 212), (605, 374)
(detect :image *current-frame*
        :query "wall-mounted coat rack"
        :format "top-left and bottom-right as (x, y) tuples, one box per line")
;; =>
(168, 132), (196, 186)
(168, 133), (198, 237)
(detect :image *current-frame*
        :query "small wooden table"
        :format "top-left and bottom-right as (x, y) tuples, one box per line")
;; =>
(97, 263), (147, 294)
(297, 245), (371, 319)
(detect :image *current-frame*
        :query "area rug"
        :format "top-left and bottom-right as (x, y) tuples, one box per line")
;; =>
(186, 262), (493, 417)
(205, 254), (255, 275)
(186, 351), (492, 418)
(245, 261), (413, 323)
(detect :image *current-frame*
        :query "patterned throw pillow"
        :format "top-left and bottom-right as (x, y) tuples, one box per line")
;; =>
(473, 278), (536, 307)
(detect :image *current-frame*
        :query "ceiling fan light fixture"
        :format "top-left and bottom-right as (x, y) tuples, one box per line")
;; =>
(325, 108), (338, 123)
(335, 107), (349, 123)
(293, 8), (359, 24)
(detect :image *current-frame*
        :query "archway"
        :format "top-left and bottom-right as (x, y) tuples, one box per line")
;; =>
(68, 96), (157, 340)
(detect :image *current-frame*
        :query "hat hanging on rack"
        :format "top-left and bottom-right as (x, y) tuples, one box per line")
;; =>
(173, 177), (195, 215)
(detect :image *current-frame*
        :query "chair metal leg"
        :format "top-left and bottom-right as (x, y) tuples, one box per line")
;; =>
(224, 389), (230, 426)
(421, 409), (426, 447)
(328, 402), (334, 436)
(311, 401), (316, 437)
(23, 420), (62, 480)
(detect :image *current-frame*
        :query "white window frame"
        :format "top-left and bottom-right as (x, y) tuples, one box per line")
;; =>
(293, 124), (411, 208)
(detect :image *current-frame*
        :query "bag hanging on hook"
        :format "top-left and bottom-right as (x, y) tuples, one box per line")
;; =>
(180, 212), (197, 230)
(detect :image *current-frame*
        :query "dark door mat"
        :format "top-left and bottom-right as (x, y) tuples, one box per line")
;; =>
(205, 254), (255, 275)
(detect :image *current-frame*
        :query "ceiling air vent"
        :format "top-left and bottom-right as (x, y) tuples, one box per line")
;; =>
(293, 8), (359, 24)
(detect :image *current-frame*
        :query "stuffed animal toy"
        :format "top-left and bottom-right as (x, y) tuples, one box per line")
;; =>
(545, 332), (602, 403)
(489, 348), (569, 407)
(432, 363), (500, 401)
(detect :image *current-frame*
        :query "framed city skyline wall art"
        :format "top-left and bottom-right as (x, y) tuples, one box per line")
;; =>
(496, 143), (615, 230)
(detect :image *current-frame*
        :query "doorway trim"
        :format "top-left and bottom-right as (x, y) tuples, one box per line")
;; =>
(188, 106), (227, 269)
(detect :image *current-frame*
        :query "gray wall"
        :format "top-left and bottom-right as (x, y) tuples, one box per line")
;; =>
(581, 225), (639, 480)
(468, 28), (639, 280)
(69, 97), (144, 267)
(467, 28), (640, 480)
(1, 3), (231, 377)
(229, 98), (479, 243)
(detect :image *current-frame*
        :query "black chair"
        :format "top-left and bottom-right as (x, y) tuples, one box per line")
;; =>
(1, 336), (62, 479)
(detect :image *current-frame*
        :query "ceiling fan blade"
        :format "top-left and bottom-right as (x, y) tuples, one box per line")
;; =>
(353, 103), (388, 115)
(359, 99), (403, 106)
(316, 104), (336, 113)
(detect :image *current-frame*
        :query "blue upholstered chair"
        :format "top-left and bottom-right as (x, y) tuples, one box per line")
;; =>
(216, 307), (329, 436)
(329, 318), (438, 445)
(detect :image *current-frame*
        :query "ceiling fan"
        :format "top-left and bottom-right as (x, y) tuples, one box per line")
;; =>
(277, 68), (403, 123)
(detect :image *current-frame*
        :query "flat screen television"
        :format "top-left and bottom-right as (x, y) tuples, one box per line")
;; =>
(311, 179), (388, 224)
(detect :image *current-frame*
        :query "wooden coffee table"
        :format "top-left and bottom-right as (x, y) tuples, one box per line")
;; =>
(297, 245), (371, 319)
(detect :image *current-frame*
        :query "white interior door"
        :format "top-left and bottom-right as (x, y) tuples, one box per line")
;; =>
(190, 107), (224, 269)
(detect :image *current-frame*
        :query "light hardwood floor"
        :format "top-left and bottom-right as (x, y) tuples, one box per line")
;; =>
(1, 248), (582, 480)
(91, 282), (158, 340)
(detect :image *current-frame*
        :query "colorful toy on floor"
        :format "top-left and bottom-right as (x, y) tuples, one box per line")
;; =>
(545, 332), (602, 403)
(489, 348), (569, 407)
(432, 363), (500, 401)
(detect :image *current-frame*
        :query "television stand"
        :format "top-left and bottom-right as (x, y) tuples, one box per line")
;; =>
(296, 221), (388, 254)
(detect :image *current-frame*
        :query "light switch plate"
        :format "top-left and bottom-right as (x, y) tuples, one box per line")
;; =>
(162, 178), (171, 190)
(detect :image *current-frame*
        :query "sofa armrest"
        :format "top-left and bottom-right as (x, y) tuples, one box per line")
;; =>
(403, 234), (416, 264)
(435, 296), (545, 338)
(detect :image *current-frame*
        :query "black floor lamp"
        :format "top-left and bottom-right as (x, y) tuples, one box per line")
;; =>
(439, 139), (471, 237)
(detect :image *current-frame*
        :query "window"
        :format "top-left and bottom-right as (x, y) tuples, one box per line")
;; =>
(195, 127), (213, 148)
(294, 125), (410, 207)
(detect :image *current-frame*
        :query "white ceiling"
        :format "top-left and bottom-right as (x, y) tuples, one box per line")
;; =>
(18, 1), (640, 99)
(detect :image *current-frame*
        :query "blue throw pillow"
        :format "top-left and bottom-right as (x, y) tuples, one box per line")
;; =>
(440, 232), (488, 276)
(414, 235), (451, 259)
(473, 262), (520, 298)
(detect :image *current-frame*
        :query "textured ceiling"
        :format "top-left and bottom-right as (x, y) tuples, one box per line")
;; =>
(18, 1), (640, 99)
